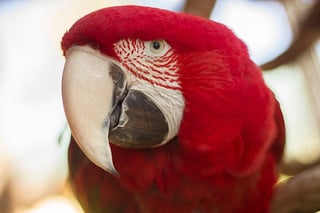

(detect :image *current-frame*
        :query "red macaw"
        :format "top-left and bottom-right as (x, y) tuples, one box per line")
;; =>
(61, 6), (285, 213)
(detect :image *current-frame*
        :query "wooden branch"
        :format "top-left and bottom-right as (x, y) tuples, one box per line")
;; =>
(183, 0), (216, 18)
(279, 158), (320, 176)
(0, 182), (13, 213)
(0, 146), (13, 213)
(271, 164), (320, 213)
(261, 0), (320, 70)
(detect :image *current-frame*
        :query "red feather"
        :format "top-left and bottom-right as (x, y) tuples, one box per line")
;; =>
(63, 6), (285, 213)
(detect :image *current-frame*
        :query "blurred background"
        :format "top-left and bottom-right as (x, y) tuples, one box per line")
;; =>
(0, 0), (319, 212)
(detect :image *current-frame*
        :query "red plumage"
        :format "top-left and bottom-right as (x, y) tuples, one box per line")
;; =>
(62, 6), (285, 213)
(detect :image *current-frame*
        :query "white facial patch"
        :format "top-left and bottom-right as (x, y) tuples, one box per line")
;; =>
(114, 39), (181, 90)
(114, 39), (185, 145)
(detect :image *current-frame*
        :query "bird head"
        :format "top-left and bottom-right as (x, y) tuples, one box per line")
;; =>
(61, 6), (266, 176)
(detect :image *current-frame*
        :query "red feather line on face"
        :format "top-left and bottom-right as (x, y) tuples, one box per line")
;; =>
(114, 39), (181, 90)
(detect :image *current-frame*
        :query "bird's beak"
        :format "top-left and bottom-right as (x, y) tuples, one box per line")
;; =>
(62, 46), (170, 176)
(62, 46), (122, 176)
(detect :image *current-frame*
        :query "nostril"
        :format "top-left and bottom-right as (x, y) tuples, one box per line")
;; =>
(88, 41), (100, 50)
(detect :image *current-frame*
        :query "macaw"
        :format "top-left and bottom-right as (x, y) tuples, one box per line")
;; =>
(61, 5), (285, 213)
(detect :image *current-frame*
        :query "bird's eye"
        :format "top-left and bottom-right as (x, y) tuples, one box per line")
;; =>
(150, 40), (165, 54)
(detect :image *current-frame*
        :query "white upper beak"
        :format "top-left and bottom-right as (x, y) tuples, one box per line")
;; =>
(62, 46), (119, 175)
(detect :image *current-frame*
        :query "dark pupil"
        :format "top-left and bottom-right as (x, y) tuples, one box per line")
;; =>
(152, 41), (161, 49)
